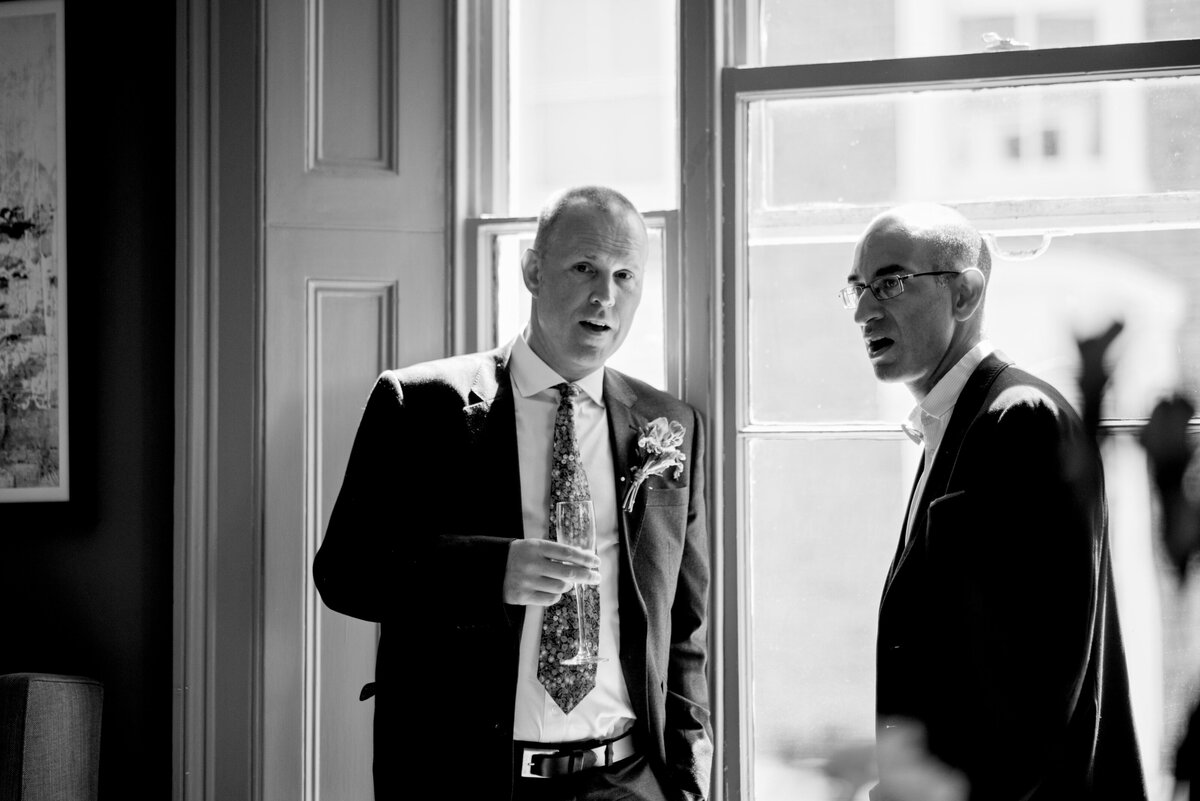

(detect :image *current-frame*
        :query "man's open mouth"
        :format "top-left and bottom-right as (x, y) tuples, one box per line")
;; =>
(867, 337), (893, 356)
(581, 320), (612, 333)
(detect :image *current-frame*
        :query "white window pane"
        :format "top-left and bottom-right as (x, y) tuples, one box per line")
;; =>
(1038, 14), (1097, 48)
(494, 230), (537, 344)
(748, 241), (897, 424)
(750, 75), (1200, 214)
(747, 436), (913, 800)
(508, 0), (678, 216)
(755, 0), (1200, 66)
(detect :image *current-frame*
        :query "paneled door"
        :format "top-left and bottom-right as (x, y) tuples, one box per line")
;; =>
(262, 1), (447, 798)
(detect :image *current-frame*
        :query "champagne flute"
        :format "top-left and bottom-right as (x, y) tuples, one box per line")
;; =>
(556, 499), (606, 665)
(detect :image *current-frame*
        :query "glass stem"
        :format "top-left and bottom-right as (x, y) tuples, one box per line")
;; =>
(574, 584), (586, 654)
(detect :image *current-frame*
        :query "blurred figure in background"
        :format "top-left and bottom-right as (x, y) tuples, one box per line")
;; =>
(1137, 391), (1200, 801)
(841, 203), (1146, 800)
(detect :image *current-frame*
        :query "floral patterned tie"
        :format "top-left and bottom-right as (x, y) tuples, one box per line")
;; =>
(537, 382), (599, 713)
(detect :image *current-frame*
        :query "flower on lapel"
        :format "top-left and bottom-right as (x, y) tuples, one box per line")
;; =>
(621, 417), (687, 513)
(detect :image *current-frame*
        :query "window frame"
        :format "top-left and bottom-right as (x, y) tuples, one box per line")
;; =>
(720, 37), (1200, 801)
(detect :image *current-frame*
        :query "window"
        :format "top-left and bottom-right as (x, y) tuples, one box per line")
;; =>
(506, 0), (678, 216)
(458, 4), (1200, 801)
(725, 4), (1200, 801)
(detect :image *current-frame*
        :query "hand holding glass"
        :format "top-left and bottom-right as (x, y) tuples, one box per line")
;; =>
(556, 500), (605, 665)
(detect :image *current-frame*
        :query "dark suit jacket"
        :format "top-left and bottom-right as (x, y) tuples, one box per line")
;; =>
(876, 352), (1146, 801)
(312, 344), (712, 801)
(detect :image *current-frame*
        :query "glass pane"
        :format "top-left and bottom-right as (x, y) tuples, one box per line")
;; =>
(748, 229), (1200, 424)
(745, 431), (1200, 801)
(755, 0), (1200, 66)
(748, 240), (898, 423)
(507, 0), (678, 216)
(750, 75), (1200, 214)
(1102, 431), (1200, 800)
(747, 436), (914, 800)
(494, 226), (667, 389)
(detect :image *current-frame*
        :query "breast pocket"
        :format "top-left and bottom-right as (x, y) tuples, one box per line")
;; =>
(642, 486), (686, 507)
(927, 490), (967, 532)
(925, 489), (986, 603)
(634, 487), (688, 577)
(926, 490), (970, 561)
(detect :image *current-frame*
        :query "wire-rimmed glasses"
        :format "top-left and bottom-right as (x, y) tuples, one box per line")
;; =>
(837, 270), (961, 310)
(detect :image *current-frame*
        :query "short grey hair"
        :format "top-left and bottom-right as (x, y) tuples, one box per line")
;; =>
(531, 185), (644, 255)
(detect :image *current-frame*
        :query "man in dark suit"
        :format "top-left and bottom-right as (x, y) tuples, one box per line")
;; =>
(842, 203), (1146, 801)
(313, 185), (711, 801)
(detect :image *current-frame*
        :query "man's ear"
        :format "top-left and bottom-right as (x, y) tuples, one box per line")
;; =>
(953, 267), (986, 322)
(520, 248), (540, 295)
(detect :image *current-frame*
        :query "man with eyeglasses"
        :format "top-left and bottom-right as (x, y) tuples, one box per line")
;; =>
(844, 203), (1146, 801)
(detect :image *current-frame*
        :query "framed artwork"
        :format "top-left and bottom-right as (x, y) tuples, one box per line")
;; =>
(0, 0), (67, 501)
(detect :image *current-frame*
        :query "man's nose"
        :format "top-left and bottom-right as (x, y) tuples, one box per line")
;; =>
(853, 290), (882, 324)
(590, 276), (616, 307)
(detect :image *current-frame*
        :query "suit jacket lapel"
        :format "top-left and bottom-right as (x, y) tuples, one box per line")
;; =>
(470, 383), (522, 529)
(919, 351), (1010, 506)
(463, 350), (526, 634)
(883, 352), (1012, 600)
(604, 369), (653, 724)
(883, 453), (924, 599)
(603, 369), (647, 558)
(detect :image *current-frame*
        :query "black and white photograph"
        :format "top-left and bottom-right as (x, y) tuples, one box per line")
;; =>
(0, 2), (1197, 801)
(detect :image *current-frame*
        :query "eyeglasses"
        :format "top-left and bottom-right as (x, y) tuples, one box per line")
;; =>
(837, 271), (962, 310)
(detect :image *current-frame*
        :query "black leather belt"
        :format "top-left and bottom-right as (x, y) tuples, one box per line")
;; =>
(516, 730), (637, 779)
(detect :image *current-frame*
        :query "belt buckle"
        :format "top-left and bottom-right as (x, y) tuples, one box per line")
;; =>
(520, 748), (559, 779)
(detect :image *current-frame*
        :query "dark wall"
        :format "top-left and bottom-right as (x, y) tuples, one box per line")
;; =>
(0, 1), (175, 799)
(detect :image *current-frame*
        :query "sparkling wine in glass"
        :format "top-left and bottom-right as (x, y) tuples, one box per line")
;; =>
(556, 499), (605, 665)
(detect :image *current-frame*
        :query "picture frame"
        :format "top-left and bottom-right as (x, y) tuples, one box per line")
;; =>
(0, 0), (67, 502)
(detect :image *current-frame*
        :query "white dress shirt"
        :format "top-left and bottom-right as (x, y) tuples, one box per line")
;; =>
(509, 332), (636, 743)
(903, 340), (995, 542)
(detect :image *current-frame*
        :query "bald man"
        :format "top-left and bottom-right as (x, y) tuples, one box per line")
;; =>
(315, 185), (711, 801)
(841, 203), (1146, 801)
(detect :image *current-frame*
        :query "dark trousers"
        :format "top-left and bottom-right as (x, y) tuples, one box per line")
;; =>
(511, 754), (669, 801)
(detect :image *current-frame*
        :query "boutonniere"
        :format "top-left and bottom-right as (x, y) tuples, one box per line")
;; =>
(621, 417), (687, 513)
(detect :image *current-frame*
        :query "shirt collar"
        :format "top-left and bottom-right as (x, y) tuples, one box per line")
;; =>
(509, 330), (606, 406)
(905, 339), (994, 439)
